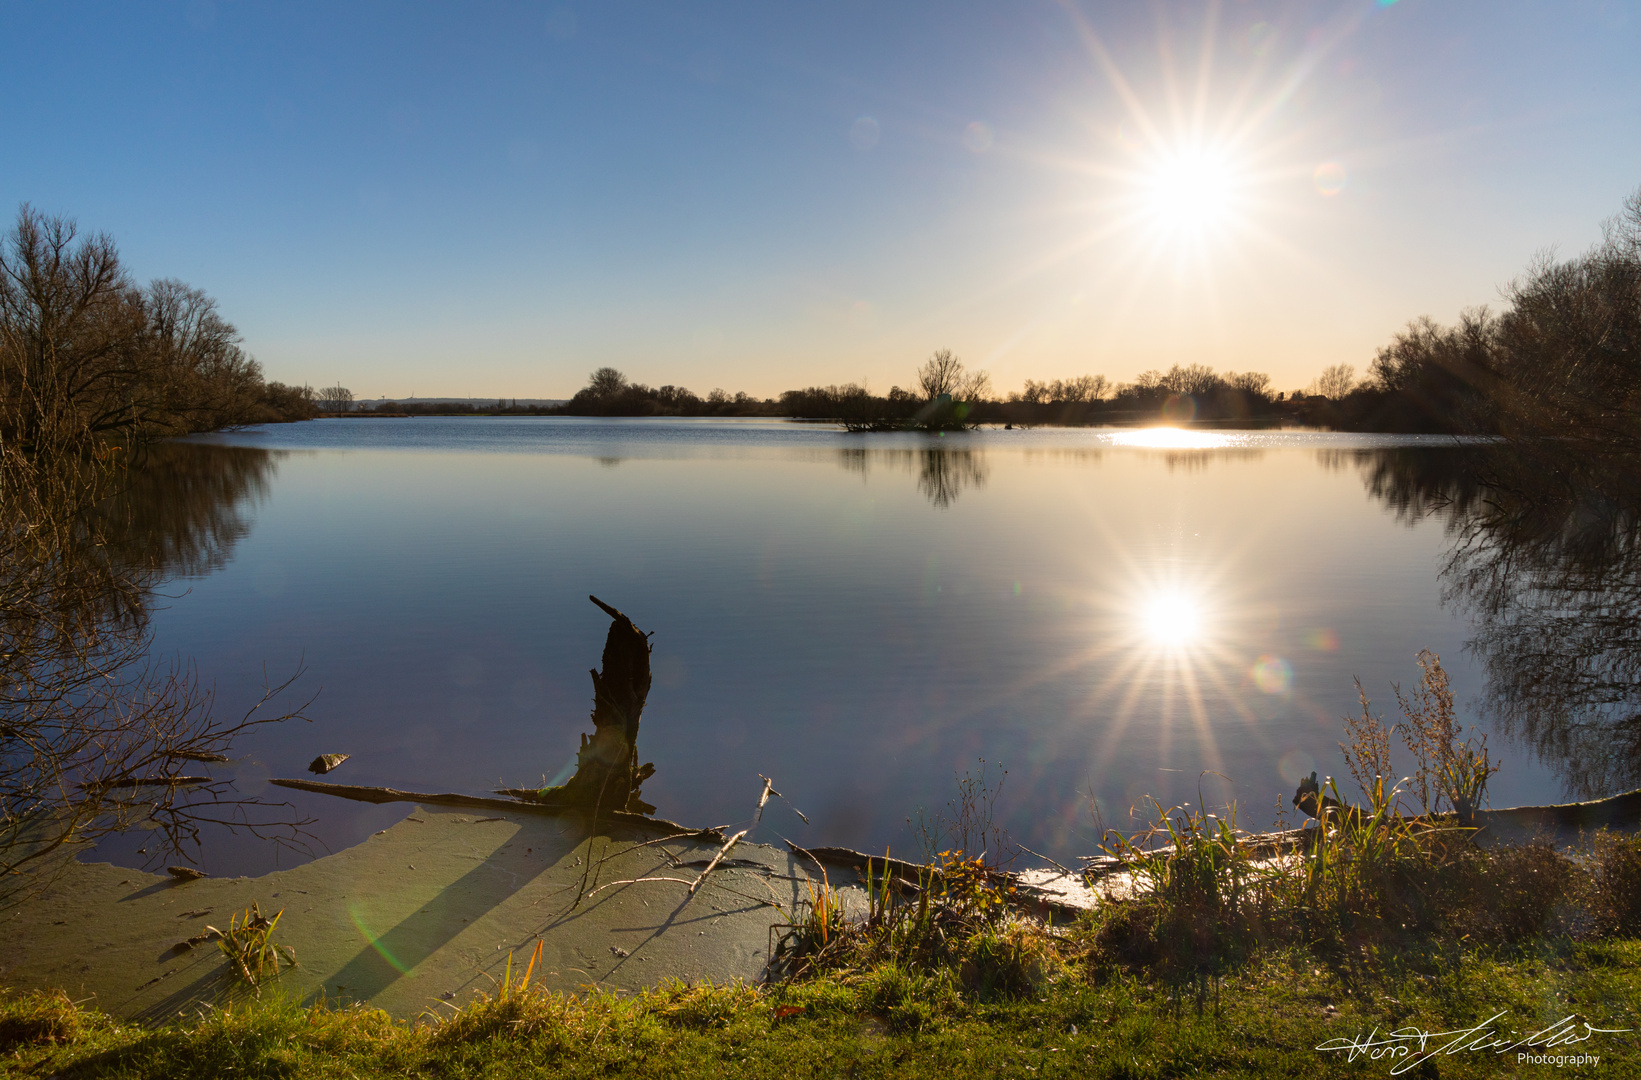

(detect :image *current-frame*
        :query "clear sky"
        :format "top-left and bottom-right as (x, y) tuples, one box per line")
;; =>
(3, 1), (1638, 400)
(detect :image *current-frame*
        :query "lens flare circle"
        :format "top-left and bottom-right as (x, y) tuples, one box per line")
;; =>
(1313, 161), (1347, 196)
(1251, 654), (1293, 695)
(963, 120), (994, 153)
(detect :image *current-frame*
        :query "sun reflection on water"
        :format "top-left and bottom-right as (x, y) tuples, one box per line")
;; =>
(1139, 589), (1202, 648)
(1109, 427), (1234, 450)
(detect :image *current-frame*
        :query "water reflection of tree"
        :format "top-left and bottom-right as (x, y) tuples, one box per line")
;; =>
(1, 444), (306, 896)
(1352, 445), (1641, 798)
(837, 447), (989, 508)
(96, 442), (280, 578)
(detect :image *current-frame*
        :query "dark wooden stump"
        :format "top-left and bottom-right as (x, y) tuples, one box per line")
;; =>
(525, 596), (657, 815)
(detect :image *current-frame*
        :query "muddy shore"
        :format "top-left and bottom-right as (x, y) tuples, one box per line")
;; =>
(0, 804), (872, 1022)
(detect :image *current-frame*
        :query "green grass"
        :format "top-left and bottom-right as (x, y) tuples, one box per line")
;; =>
(4, 938), (1640, 1078)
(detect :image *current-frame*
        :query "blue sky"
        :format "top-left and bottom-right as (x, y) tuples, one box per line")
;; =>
(3, 1), (1638, 398)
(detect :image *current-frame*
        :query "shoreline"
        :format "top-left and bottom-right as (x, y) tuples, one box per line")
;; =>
(7, 777), (1639, 1023)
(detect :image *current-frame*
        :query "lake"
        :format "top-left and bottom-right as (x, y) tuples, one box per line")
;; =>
(89, 417), (1619, 877)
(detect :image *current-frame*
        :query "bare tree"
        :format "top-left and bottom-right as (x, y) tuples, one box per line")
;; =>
(959, 367), (992, 403)
(1158, 363), (1221, 397)
(1492, 185), (1641, 453)
(915, 349), (991, 402)
(588, 367), (627, 397)
(1225, 371), (1274, 398)
(916, 349), (964, 399)
(316, 385), (353, 413)
(1311, 363), (1356, 399)
(1, 206), (278, 447)
(1012, 379), (1048, 404)
(0, 207), (137, 454)
(142, 279), (265, 429)
(1054, 374), (1110, 403)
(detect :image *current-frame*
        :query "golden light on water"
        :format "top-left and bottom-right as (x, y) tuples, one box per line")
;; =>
(1139, 589), (1202, 648)
(1109, 427), (1232, 450)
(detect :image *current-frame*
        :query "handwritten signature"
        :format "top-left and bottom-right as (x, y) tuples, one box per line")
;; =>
(1317, 1012), (1630, 1074)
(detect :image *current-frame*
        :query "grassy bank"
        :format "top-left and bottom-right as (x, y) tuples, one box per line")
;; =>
(4, 940), (1639, 1078)
(7, 829), (1641, 1078)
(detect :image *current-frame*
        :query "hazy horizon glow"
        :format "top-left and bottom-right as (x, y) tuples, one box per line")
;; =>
(2, 1), (1637, 399)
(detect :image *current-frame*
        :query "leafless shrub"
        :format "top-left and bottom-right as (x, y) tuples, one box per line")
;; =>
(911, 758), (1010, 871)
(1393, 649), (1499, 822)
(1340, 677), (1394, 802)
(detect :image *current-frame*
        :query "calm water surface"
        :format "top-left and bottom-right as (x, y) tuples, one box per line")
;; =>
(95, 418), (1586, 875)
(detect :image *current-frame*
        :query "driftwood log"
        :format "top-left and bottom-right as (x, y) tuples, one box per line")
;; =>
(508, 596), (657, 815)
(266, 777), (715, 838)
(1292, 772), (1641, 843)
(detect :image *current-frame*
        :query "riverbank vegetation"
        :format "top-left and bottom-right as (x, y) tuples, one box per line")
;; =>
(0, 206), (316, 454)
(1286, 185), (1641, 443)
(2, 205), (314, 897)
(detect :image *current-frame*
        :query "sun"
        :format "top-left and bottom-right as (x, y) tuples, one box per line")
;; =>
(1138, 144), (1242, 238)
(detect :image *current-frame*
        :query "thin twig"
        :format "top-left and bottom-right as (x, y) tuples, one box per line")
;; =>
(586, 875), (696, 898)
(754, 775), (775, 825)
(690, 829), (749, 895)
(592, 829), (722, 869)
(1016, 844), (1076, 877)
(571, 770), (616, 909)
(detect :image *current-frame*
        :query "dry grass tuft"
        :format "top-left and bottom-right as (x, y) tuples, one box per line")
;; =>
(1585, 830), (1641, 936)
(0, 989), (84, 1049)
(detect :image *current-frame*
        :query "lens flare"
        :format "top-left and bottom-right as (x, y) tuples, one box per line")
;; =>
(1251, 654), (1293, 694)
(1313, 161), (1347, 196)
(1278, 749), (1316, 785)
(349, 905), (410, 974)
(1160, 394), (1198, 423)
(963, 121), (994, 153)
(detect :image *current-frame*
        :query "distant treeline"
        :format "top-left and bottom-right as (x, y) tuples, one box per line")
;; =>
(458, 353), (1282, 430)
(356, 359), (1286, 428)
(357, 185), (1639, 441)
(1, 206), (316, 457)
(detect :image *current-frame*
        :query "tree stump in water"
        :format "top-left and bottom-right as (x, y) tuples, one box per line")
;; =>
(531, 596), (657, 815)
